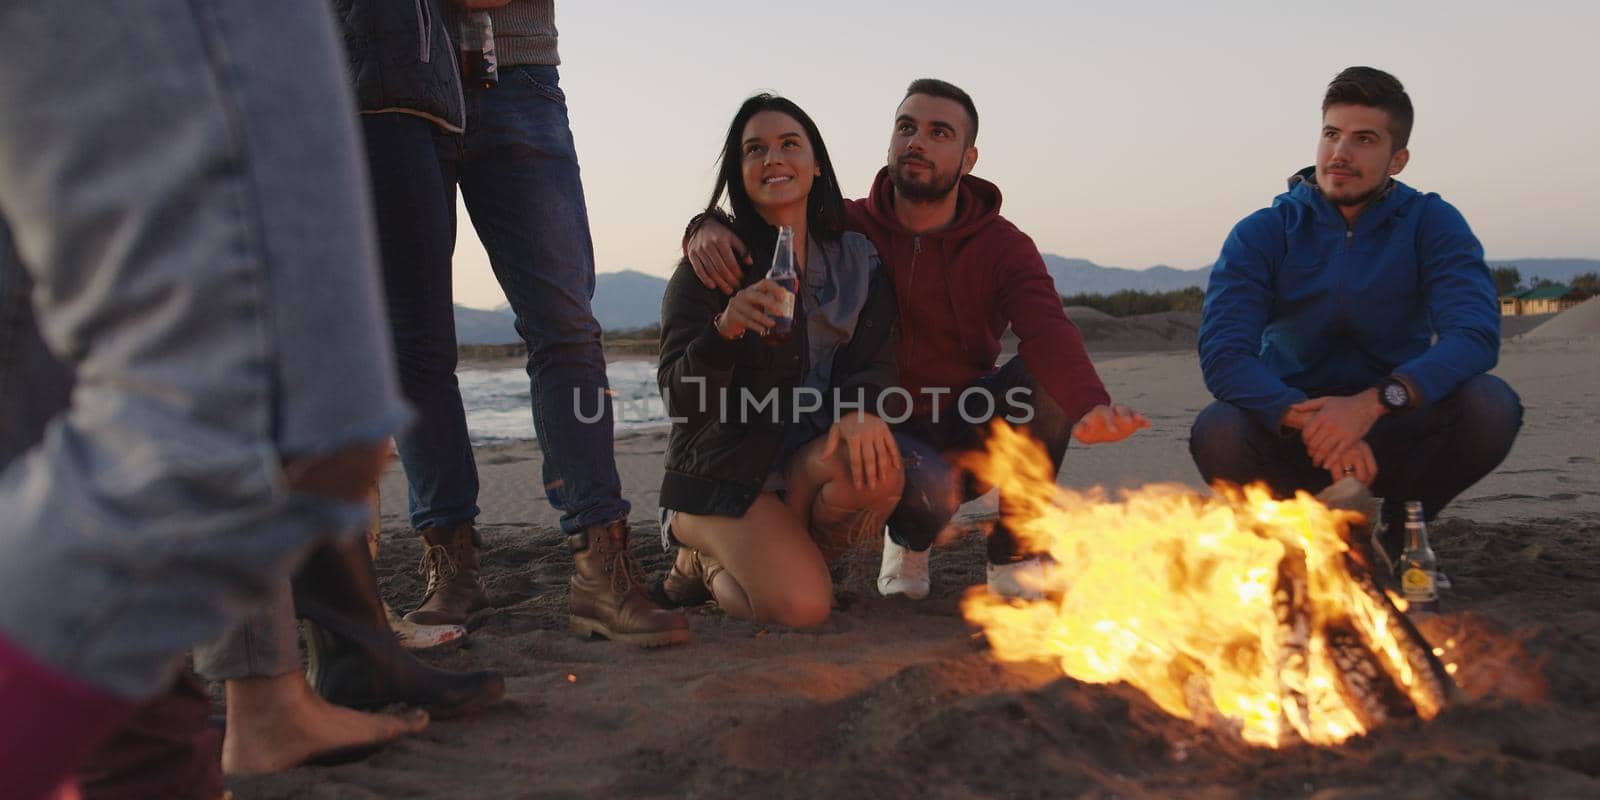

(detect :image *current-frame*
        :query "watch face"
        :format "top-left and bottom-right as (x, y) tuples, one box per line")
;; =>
(1383, 381), (1409, 408)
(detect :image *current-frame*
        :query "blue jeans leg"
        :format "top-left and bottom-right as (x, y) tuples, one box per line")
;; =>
(361, 113), (480, 531)
(886, 432), (962, 553)
(1366, 374), (1522, 522)
(887, 358), (1077, 562)
(1191, 374), (1523, 523)
(1188, 401), (1324, 497)
(458, 65), (626, 534)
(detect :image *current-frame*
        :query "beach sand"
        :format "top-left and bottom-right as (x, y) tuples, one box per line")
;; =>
(231, 334), (1600, 798)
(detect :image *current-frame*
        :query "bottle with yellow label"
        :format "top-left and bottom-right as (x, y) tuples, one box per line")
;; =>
(1398, 500), (1440, 613)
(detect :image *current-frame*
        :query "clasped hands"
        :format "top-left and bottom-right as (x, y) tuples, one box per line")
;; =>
(1281, 389), (1386, 485)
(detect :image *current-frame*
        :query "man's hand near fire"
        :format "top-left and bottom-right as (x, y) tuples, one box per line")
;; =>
(1072, 403), (1150, 445)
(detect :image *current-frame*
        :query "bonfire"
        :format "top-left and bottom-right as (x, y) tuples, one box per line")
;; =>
(961, 424), (1458, 748)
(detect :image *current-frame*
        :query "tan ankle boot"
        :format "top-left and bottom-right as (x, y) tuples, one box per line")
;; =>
(404, 523), (491, 626)
(568, 521), (690, 647)
(660, 548), (725, 608)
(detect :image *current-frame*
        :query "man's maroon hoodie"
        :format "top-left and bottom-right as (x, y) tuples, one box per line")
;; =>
(847, 167), (1110, 422)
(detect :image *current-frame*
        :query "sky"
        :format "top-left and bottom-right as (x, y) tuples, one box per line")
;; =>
(449, 0), (1600, 309)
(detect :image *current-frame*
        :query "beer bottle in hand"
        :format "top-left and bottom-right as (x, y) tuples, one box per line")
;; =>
(765, 225), (798, 343)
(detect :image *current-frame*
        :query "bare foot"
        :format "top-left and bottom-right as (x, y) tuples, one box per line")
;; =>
(221, 672), (428, 775)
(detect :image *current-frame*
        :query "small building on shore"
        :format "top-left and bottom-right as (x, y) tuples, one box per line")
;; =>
(1500, 285), (1591, 316)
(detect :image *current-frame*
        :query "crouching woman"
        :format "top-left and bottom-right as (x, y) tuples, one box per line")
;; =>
(656, 94), (903, 627)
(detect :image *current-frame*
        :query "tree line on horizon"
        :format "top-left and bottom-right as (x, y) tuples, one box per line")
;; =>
(1058, 286), (1205, 317)
(1492, 266), (1600, 297)
(1060, 269), (1599, 319)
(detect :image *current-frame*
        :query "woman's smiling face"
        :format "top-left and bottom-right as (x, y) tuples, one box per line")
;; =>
(740, 110), (817, 221)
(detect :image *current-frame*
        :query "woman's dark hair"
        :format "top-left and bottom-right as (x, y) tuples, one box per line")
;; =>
(707, 93), (847, 249)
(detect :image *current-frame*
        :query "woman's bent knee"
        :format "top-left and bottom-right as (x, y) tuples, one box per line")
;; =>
(747, 571), (832, 627)
(764, 590), (832, 628)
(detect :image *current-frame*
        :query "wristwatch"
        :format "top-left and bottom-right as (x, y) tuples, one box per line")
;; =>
(1378, 377), (1411, 411)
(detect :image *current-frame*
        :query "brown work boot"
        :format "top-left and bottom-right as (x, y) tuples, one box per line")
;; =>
(659, 547), (725, 608)
(569, 521), (691, 647)
(404, 523), (491, 626)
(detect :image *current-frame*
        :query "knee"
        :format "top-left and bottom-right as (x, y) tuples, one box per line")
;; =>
(762, 585), (833, 628)
(281, 441), (389, 503)
(891, 447), (958, 526)
(1188, 402), (1261, 480)
(516, 305), (602, 353)
(1449, 374), (1523, 453)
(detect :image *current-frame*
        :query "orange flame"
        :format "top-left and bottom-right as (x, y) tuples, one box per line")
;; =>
(961, 423), (1446, 747)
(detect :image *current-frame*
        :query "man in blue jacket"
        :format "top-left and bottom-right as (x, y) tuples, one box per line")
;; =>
(1191, 66), (1522, 552)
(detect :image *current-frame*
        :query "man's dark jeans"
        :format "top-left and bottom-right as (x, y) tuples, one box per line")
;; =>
(1189, 374), (1522, 528)
(888, 357), (1077, 564)
(458, 65), (625, 534)
(361, 113), (480, 531)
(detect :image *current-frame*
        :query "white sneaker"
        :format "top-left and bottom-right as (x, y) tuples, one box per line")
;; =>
(987, 557), (1049, 600)
(877, 529), (931, 599)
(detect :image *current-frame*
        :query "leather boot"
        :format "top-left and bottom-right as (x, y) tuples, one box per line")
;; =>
(366, 489), (464, 649)
(568, 521), (691, 647)
(404, 522), (491, 627)
(659, 547), (725, 608)
(292, 538), (505, 719)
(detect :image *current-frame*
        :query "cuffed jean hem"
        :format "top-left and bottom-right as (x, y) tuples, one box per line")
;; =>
(192, 582), (301, 682)
(0, 0), (404, 700)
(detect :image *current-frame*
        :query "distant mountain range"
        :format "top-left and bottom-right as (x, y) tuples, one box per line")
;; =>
(453, 258), (1600, 344)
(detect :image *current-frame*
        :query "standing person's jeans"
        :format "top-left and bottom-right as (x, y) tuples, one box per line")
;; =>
(888, 357), (1078, 564)
(456, 64), (627, 534)
(362, 113), (480, 532)
(1189, 374), (1523, 525)
(0, 0), (406, 703)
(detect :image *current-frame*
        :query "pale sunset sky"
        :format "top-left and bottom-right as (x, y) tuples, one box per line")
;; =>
(450, 0), (1600, 309)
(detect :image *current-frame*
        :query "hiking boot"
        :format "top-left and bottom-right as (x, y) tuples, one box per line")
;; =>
(569, 521), (691, 647)
(877, 528), (931, 600)
(659, 547), (725, 608)
(404, 523), (491, 627)
(296, 538), (505, 719)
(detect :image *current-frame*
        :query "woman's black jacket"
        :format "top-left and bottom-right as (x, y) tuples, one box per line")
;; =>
(657, 238), (900, 518)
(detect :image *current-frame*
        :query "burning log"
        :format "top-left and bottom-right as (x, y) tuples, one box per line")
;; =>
(1327, 621), (1417, 730)
(1272, 545), (1313, 745)
(1319, 479), (1457, 723)
(961, 425), (1458, 748)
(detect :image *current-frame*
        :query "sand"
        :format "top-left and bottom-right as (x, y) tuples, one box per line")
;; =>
(230, 329), (1600, 798)
(1519, 296), (1600, 340)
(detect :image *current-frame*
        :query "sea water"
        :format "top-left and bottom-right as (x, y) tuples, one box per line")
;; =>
(459, 359), (668, 444)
